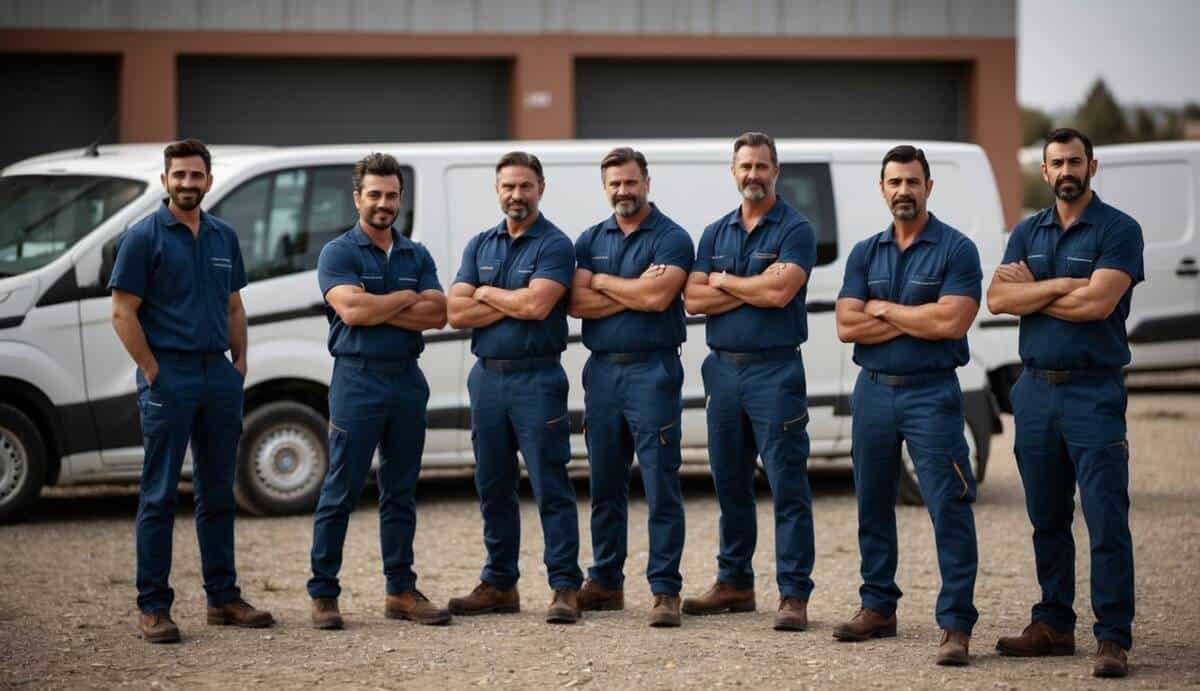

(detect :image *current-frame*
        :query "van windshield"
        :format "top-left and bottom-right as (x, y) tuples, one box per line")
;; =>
(0, 175), (147, 278)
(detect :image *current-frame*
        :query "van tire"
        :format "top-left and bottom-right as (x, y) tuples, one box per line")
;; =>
(898, 417), (982, 506)
(234, 401), (329, 516)
(0, 404), (46, 524)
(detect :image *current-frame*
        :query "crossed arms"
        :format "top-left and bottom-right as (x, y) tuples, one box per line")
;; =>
(447, 278), (567, 328)
(325, 284), (447, 331)
(836, 294), (978, 344)
(568, 263), (689, 318)
(986, 260), (1130, 322)
(682, 262), (809, 315)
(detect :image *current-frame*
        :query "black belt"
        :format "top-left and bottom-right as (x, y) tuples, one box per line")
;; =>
(713, 347), (798, 366)
(1027, 367), (1122, 385)
(865, 369), (955, 387)
(593, 349), (677, 365)
(337, 355), (413, 374)
(480, 355), (560, 372)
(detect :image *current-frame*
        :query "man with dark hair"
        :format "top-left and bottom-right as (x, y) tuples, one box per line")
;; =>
(988, 128), (1142, 678)
(568, 147), (693, 627)
(109, 139), (273, 643)
(306, 152), (449, 630)
(681, 131), (817, 631)
(834, 145), (982, 666)
(446, 152), (584, 624)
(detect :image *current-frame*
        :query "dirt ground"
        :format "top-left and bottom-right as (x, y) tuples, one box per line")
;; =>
(3, 390), (1200, 690)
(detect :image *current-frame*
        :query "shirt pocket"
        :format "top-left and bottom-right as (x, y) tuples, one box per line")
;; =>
(710, 254), (735, 273)
(1025, 253), (1051, 280)
(747, 250), (779, 275)
(209, 257), (233, 300)
(904, 273), (943, 305)
(360, 273), (386, 294)
(516, 262), (536, 286)
(1064, 253), (1095, 278)
(867, 273), (891, 300)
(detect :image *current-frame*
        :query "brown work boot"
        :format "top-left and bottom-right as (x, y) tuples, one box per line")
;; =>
(546, 588), (581, 624)
(310, 597), (344, 630)
(681, 582), (755, 615)
(936, 629), (971, 666)
(995, 620), (1075, 657)
(773, 597), (808, 631)
(138, 610), (181, 644)
(447, 582), (521, 616)
(578, 579), (624, 611)
(207, 598), (274, 628)
(385, 590), (451, 625)
(1093, 640), (1129, 678)
(648, 594), (682, 628)
(832, 608), (897, 642)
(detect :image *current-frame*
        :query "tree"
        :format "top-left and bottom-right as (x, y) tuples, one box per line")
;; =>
(1132, 108), (1158, 142)
(1021, 106), (1055, 146)
(1074, 78), (1130, 145)
(1184, 101), (1200, 121)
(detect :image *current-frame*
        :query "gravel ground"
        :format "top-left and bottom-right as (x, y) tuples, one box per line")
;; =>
(2, 391), (1200, 690)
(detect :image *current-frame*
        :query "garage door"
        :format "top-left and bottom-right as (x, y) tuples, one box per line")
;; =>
(577, 59), (965, 141)
(0, 54), (119, 168)
(178, 57), (510, 145)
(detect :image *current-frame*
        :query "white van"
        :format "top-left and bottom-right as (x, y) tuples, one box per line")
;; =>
(0, 139), (1007, 523)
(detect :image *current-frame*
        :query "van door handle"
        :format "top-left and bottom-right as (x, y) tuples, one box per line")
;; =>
(807, 300), (836, 313)
(1177, 258), (1199, 277)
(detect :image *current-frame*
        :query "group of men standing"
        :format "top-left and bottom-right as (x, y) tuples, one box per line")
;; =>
(110, 128), (1140, 679)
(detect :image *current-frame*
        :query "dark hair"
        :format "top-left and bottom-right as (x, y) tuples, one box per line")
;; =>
(879, 145), (931, 181)
(495, 151), (544, 182)
(732, 131), (778, 166)
(600, 147), (649, 180)
(1042, 127), (1094, 162)
(163, 138), (211, 175)
(352, 152), (405, 193)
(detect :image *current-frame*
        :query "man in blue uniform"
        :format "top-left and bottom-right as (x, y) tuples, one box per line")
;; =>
(446, 152), (584, 624)
(307, 153), (450, 630)
(681, 132), (817, 631)
(568, 147), (693, 627)
(110, 138), (273, 643)
(833, 145), (982, 666)
(988, 128), (1143, 679)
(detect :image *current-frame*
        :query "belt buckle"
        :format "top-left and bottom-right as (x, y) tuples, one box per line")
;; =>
(1043, 369), (1071, 384)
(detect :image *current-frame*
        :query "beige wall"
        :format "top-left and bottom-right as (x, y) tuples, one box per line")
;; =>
(0, 29), (1021, 226)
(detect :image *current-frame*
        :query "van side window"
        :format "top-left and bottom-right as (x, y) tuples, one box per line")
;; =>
(778, 163), (838, 266)
(211, 164), (415, 283)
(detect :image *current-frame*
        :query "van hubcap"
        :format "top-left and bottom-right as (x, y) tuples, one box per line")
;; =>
(251, 425), (324, 501)
(0, 426), (28, 507)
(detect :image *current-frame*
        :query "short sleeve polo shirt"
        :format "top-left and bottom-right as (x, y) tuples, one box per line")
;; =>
(838, 213), (983, 375)
(453, 213), (574, 359)
(108, 200), (247, 353)
(693, 196), (817, 351)
(574, 203), (694, 353)
(1001, 193), (1145, 370)
(317, 224), (442, 361)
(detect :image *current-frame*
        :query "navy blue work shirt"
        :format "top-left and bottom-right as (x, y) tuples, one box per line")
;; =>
(1001, 193), (1144, 370)
(839, 213), (983, 375)
(693, 196), (817, 351)
(575, 203), (694, 353)
(454, 213), (574, 359)
(108, 200), (247, 353)
(317, 224), (442, 361)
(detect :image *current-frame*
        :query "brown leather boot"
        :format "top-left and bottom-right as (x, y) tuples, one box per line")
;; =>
(1093, 640), (1129, 678)
(936, 629), (971, 666)
(578, 579), (624, 611)
(773, 597), (808, 631)
(385, 590), (451, 625)
(648, 594), (681, 628)
(207, 598), (274, 628)
(310, 597), (344, 630)
(138, 611), (181, 644)
(995, 620), (1075, 657)
(681, 582), (755, 615)
(546, 588), (581, 624)
(447, 582), (521, 616)
(832, 608), (897, 642)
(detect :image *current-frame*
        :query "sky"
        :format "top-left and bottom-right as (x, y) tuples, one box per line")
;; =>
(1018, 0), (1200, 112)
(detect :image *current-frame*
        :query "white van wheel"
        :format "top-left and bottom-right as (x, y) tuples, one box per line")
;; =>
(898, 419), (979, 506)
(234, 401), (328, 516)
(0, 404), (46, 524)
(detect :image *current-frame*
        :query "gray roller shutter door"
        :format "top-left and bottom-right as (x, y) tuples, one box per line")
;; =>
(577, 59), (966, 141)
(178, 57), (510, 145)
(0, 54), (119, 168)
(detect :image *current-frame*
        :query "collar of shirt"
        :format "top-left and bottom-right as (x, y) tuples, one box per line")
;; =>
(486, 212), (549, 240)
(153, 198), (212, 233)
(349, 223), (413, 252)
(727, 195), (787, 230)
(878, 212), (946, 246)
(599, 202), (664, 235)
(1036, 192), (1106, 230)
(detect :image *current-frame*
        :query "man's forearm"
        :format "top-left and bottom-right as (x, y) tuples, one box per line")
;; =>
(570, 285), (626, 319)
(228, 305), (248, 365)
(388, 297), (447, 331)
(718, 273), (792, 309)
(448, 296), (506, 328)
(593, 274), (674, 312)
(1041, 285), (1109, 322)
(876, 302), (965, 340)
(837, 308), (903, 344)
(112, 311), (158, 379)
(988, 278), (1080, 316)
(685, 282), (744, 315)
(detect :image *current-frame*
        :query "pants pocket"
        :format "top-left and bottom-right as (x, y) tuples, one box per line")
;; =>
(541, 413), (572, 466)
(781, 411), (810, 462)
(948, 456), (977, 502)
